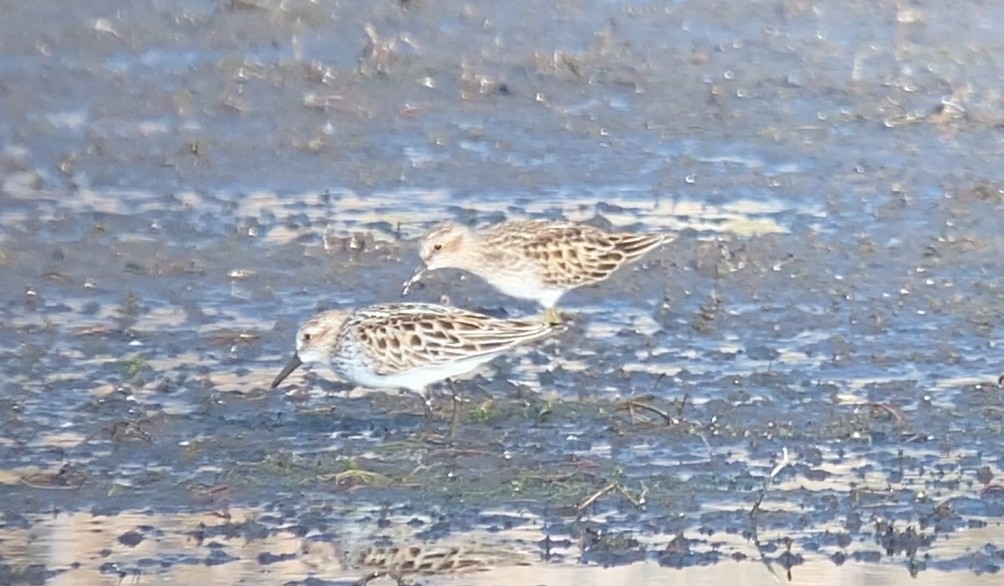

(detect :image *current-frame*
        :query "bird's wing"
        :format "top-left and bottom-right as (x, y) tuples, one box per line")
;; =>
(512, 224), (669, 287)
(352, 303), (556, 374)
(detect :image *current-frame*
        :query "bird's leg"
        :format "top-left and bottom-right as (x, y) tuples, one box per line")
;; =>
(413, 389), (437, 439)
(447, 378), (462, 439)
(543, 306), (562, 325)
(417, 389), (434, 418)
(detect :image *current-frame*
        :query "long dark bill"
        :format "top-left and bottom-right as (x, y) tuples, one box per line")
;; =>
(270, 354), (303, 389)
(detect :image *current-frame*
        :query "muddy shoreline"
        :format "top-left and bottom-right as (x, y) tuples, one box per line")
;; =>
(4, 1), (1004, 584)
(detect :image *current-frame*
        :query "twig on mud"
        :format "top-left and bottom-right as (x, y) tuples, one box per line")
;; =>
(81, 419), (153, 447)
(749, 447), (794, 584)
(750, 448), (793, 518)
(865, 402), (906, 426)
(617, 483), (648, 508)
(425, 446), (499, 458)
(190, 483), (230, 499)
(577, 481), (646, 512)
(318, 468), (393, 488)
(618, 392), (691, 425)
(837, 395), (907, 427)
(400, 464), (429, 485)
(696, 430), (713, 463)
(20, 462), (89, 490)
(577, 482), (618, 512)
(515, 461), (607, 491)
(222, 461), (257, 480)
(652, 373), (667, 393)
(675, 392), (690, 417)
(617, 373), (686, 424)
(530, 469), (603, 485)
(618, 400), (674, 425)
(189, 483), (231, 519)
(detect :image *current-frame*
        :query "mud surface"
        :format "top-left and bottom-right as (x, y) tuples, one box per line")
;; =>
(3, 1), (1004, 584)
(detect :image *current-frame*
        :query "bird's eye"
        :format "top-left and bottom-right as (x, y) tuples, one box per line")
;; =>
(433, 243), (442, 251)
(303, 333), (312, 341)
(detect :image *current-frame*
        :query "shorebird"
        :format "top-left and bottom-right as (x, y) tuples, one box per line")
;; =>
(402, 219), (670, 324)
(271, 302), (558, 434)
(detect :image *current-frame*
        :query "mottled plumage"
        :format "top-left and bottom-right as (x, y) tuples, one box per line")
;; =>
(271, 303), (557, 422)
(402, 219), (670, 323)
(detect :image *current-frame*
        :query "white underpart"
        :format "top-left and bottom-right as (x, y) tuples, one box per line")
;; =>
(338, 352), (502, 393)
(477, 270), (566, 308)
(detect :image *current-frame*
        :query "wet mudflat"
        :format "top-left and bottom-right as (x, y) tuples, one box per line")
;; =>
(4, 0), (1004, 584)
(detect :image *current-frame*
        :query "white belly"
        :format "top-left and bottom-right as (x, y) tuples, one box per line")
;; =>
(482, 273), (566, 308)
(337, 354), (500, 393)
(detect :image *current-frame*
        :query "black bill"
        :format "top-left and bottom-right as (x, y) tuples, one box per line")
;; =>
(270, 354), (303, 389)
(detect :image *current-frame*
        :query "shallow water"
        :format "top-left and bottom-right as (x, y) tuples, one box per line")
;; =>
(4, 0), (1004, 584)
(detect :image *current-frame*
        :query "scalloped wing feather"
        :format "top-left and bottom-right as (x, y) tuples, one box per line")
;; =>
(484, 222), (667, 287)
(349, 303), (555, 375)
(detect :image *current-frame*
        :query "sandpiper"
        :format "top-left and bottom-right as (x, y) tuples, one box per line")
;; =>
(271, 302), (558, 433)
(402, 219), (670, 324)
